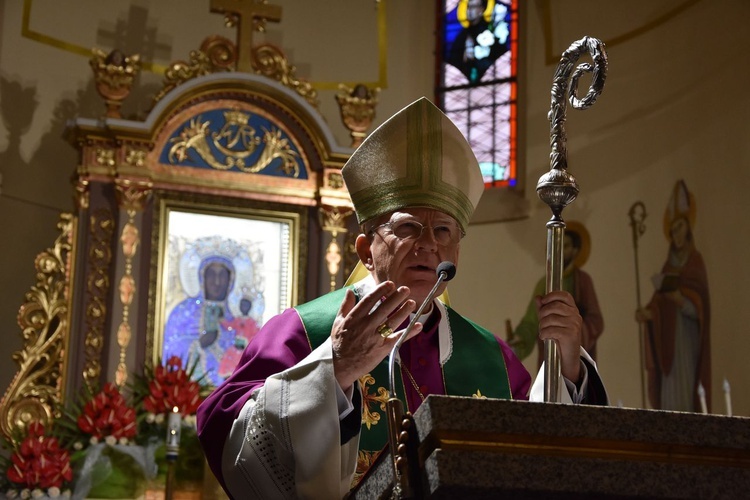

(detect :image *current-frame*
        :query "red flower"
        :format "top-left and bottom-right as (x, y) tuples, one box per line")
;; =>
(142, 356), (203, 415)
(6, 422), (72, 489)
(77, 382), (137, 440)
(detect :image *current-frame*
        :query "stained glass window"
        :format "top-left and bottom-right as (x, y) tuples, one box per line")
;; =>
(437, 0), (518, 188)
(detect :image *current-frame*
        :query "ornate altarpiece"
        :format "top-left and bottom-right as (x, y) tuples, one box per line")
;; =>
(0, 7), (379, 442)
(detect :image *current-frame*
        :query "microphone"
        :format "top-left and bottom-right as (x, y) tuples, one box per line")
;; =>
(387, 261), (457, 402)
(436, 261), (457, 282)
(385, 261), (456, 496)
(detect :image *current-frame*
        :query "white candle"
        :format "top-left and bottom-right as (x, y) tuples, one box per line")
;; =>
(697, 382), (708, 414)
(166, 406), (182, 459)
(723, 378), (732, 417)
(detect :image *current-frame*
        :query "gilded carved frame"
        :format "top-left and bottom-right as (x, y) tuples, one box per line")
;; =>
(147, 195), (306, 384)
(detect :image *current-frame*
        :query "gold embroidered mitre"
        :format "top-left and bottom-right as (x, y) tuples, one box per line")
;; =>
(341, 97), (483, 232)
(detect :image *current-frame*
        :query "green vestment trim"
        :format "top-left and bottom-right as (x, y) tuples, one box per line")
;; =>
(295, 287), (512, 456)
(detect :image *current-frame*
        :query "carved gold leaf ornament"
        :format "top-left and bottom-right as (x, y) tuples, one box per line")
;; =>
(119, 275), (136, 305)
(325, 239), (341, 276)
(83, 210), (115, 389)
(257, 127), (299, 177)
(325, 238), (342, 292)
(74, 179), (90, 210)
(125, 148), (148, 168)
(168, 112), (301, 177)
(169, 118), (212, 164)
(151, 35), (238, 107)
(320, 206), (352, 234)
(212, 110), (261, 159)
(115, 182), (152, 212)
(96, 148), (116, 168)
(328, 172), (344, 190)
(117, 322), (132, 347)
(252, 44), (319, 108)
(359, 373), (389, 430)
(0, 215), (75, 442)
(120, 222), (140, 259)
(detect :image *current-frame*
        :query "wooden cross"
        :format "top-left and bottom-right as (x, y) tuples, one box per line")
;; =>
(210, 0), (282, 72)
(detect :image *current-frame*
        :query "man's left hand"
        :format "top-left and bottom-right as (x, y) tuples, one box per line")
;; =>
(535, 291), (582, 383)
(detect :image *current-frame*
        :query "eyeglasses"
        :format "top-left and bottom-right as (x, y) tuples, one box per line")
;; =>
(369, 219), (464, 246)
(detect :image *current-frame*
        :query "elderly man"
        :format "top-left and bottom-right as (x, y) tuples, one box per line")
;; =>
(197, 97), (607, 499)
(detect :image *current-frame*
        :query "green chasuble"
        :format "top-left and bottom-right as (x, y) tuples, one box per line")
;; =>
(295, 286), (512, 473)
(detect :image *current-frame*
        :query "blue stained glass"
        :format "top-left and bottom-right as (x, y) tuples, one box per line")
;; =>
(438, 0), (518, 189)
(443, 1), (511, 84)
(480, 161), (508, 183)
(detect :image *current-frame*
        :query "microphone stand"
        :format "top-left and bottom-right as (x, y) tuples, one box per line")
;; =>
(385, 265), (453, 499)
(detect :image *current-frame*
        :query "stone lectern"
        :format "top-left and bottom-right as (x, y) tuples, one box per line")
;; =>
(349, 396), (750, 499)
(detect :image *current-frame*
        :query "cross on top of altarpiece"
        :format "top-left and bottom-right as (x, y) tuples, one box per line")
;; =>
(210, 0), (283, 72)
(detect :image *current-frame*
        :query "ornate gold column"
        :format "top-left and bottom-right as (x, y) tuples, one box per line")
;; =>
(319, 206), (353, 292)
(112, 179), (152, 386)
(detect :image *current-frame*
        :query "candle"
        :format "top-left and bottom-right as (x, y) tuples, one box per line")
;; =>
(724, 378), (732, 417)
(166, 406), (182, 460)
(697, 382), (708, 414)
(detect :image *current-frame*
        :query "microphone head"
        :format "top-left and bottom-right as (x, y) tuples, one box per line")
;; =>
(436, 261), (457, 282)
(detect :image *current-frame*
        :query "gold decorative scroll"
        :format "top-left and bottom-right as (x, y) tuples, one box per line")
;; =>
(82, 210), (115, 389)
(74, 178), (90, 211)
(168, 112), (301, 176)
(328, 172), (344, 190)
(96, 148), (116, 168)
(125, 147), (148, 168)
(320, 206), (352, 235)
(252, 44), (318, 108)
(151, 35), (237, 107)
(0, 214), (76, 442)
(115, 178), (153, 212)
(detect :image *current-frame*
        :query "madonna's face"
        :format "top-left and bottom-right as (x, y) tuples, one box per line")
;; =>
(204, 262), (231, 301)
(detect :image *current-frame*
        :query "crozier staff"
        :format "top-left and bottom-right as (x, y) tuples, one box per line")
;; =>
(197, 97), (608, 499)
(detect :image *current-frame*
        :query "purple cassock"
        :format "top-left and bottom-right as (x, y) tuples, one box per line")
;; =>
(197, 305), (532, 491)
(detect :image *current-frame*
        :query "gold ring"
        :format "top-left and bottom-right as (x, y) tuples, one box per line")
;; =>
(376, 322), (393, 338)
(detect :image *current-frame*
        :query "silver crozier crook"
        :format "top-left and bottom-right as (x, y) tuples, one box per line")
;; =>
(537, 36), (607, 402)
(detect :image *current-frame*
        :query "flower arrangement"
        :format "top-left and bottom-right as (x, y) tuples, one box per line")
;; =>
(0, 356), (208, 499)
(76, 382), (137, 444)
(139, 356), (203, 417)
(0, 421), (73, 498)
(131, 356), (207, 496)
